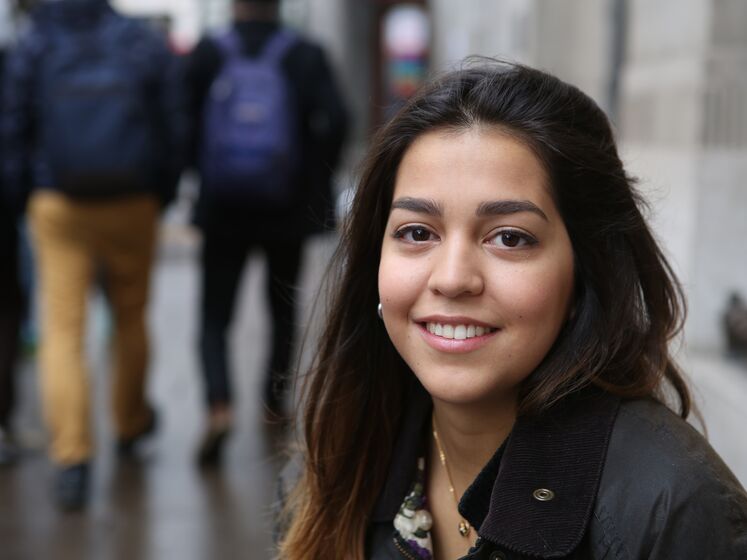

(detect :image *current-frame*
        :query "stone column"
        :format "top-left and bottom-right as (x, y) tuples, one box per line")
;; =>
(620, 0), (747, 350)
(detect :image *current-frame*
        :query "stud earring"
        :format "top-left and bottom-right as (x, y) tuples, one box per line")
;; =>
(377, 303), (383, 319)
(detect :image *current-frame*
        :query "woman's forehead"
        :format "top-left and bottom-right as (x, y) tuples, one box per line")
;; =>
(392, 128), (556, 213)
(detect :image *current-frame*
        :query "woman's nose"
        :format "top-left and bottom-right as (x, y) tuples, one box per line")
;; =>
(427, 240), (484, 298)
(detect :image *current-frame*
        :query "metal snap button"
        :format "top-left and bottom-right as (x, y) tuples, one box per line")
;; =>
(532, 488), (555, 501)
(489, 551), (507, 560)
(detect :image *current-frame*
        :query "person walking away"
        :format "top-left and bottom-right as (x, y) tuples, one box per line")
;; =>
(0, 44), (23, 467)
(0, 180), (22, 468)
(185, 0), (348, 465)
(1, 0), (186, 510)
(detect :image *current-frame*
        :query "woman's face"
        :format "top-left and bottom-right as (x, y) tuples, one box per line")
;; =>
(378, 127), (575, 408)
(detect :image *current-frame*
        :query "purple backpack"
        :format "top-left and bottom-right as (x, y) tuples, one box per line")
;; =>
(200, 30), (299, 206)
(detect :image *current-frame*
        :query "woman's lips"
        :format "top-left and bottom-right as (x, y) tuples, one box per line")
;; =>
(416, 322), (498, 353)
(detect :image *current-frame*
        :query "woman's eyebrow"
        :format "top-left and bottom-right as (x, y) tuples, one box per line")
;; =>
(476, 200), (549, 221)
(390, 197), (443, 216)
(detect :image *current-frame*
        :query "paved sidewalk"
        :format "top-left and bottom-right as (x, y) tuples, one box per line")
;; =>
(685, 350), (747, 485)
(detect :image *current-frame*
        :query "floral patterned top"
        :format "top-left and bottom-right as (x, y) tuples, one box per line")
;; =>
(393, 457), (434, 559)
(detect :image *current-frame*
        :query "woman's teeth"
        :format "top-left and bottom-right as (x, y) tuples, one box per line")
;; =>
(425, 323), (495, 340)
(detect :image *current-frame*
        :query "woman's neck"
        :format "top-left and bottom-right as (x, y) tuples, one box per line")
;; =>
(430, 394), (517, 488)
(427, 395), (517, 560)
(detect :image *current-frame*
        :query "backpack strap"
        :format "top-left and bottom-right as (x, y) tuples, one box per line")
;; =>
(259, 30), (298, 65)
(214, 29), (297, 64)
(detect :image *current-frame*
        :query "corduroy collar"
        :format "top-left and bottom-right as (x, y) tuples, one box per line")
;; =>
(372, 384), (621, 558)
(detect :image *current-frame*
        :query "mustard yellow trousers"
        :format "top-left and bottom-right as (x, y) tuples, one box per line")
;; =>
(29, 191), (158, 466)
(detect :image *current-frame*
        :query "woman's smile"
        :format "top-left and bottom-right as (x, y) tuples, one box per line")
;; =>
(417, 321), (499, 353)
(413, 314), (499, 353)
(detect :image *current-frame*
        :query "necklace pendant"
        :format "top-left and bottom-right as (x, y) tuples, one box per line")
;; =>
(458, 520), (471, 537)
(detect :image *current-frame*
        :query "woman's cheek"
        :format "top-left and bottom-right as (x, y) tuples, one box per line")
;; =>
(379, 254), (426, 304)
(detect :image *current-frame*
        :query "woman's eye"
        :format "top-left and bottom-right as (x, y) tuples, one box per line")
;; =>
(489, 229), (536, 248)
(394, 226), (435, 243)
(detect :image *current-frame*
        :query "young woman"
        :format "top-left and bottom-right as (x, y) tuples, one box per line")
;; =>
(278, 62), (747, 559)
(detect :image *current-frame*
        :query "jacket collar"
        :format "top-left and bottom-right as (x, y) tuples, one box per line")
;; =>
(372, 384), (621, 558)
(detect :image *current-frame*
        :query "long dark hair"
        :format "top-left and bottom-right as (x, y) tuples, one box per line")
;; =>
(280, 60), (689, 560)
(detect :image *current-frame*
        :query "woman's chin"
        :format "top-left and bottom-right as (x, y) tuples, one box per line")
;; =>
(416, 373), (514, 409)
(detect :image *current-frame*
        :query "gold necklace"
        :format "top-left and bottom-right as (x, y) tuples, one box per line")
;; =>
(431, 416), (472, 538)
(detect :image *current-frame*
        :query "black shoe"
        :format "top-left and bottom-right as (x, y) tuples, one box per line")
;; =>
(262, 378), (289, 425)
(117, 408), (157, 458)
(724, 293), (747, 356)
(54, 463), (89, 511)
(0, 429), (20, 467)
(197, 426), (231, 467)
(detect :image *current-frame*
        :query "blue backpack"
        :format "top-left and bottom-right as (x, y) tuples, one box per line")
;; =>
(38, 15), (159, 197)
(200, 30), (299, 207)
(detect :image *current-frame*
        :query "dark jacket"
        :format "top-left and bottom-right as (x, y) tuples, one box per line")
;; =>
(1, 0), (186, 210)
(366, 387), (747, 559)
(185, 20), (348, 241)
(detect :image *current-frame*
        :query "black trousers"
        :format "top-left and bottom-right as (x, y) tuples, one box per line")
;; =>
(198, 233), (303, 407)
(0, 306), (20, 431)
(0, 227), (22, 431)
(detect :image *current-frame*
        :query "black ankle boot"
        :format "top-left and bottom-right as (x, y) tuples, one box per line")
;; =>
(117, 407), (158, 458)
(54, 463), (89, 511)
(0, 428), (20, 467)
(724, 293), (747, 356)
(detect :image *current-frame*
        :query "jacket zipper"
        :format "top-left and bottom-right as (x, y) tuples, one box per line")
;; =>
(392, 534), (422, 560)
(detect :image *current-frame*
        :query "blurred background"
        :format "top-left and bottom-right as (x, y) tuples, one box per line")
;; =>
(1, 0), (746, 558)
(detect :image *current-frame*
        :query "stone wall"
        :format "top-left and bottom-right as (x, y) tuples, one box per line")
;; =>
(620, 0), (747, 350)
